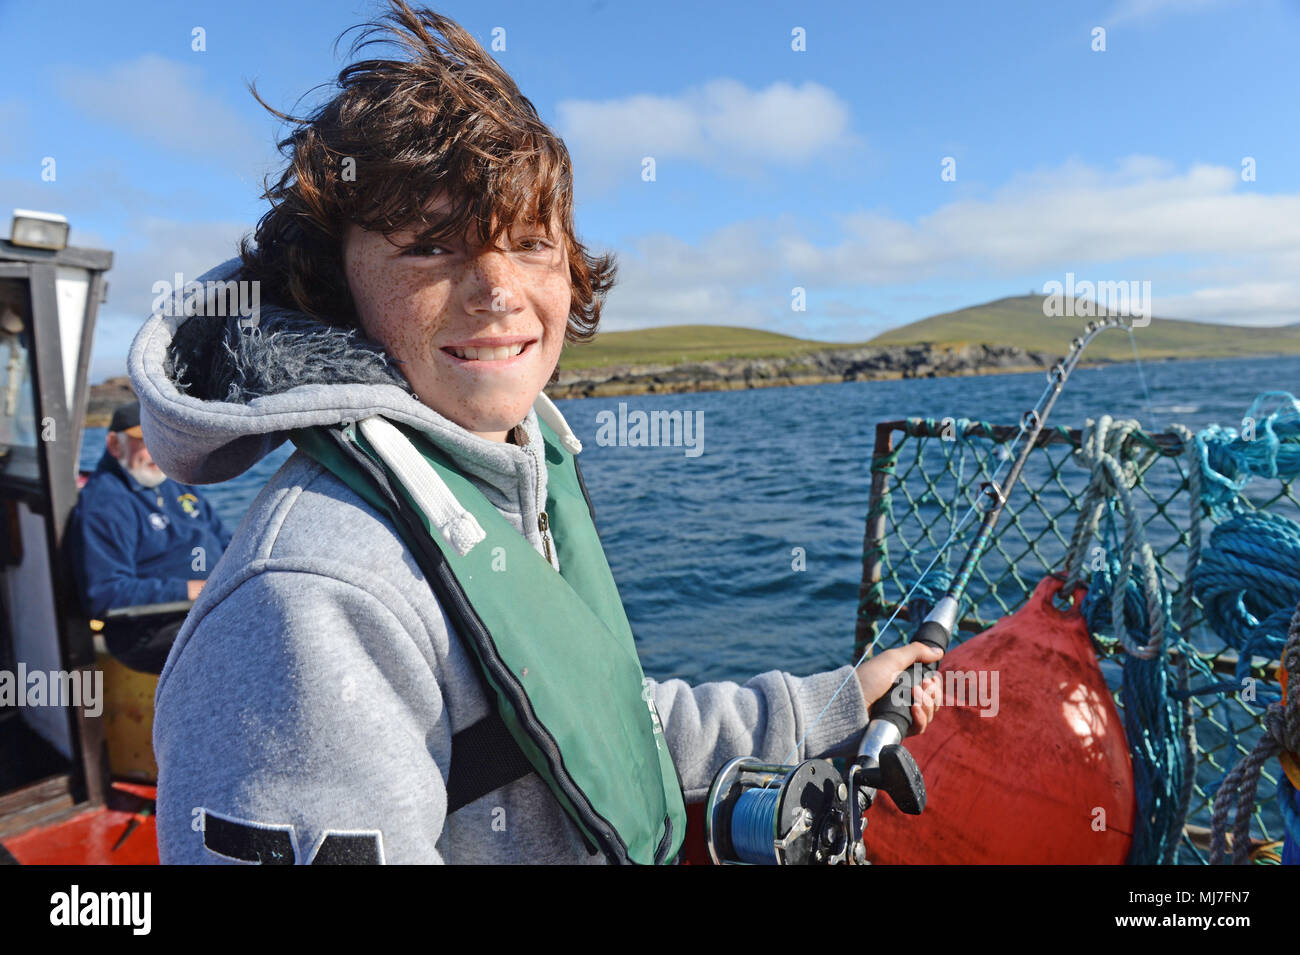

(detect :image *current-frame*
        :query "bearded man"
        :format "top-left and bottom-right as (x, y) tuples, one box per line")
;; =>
(67, 400), (231, 673)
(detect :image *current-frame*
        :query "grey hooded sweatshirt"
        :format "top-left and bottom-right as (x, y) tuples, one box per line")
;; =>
(130, 257), (871, 864)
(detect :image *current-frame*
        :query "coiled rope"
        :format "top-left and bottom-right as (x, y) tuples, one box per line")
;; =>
(1191, 511), (1300, 702)
(1062, 415), (1193, 865)
(1195, 393), (1300, 863)
(1282, 759), (1300, 865)
(1197, 391), (1300, 513)
(1211, 603), (1300, 864)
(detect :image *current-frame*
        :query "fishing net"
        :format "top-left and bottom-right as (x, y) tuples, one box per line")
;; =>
(855, 416), (1292, 864)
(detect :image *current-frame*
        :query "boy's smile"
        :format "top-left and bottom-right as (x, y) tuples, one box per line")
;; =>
(343, 195), (572, 443)
(440, 335), (535, 365)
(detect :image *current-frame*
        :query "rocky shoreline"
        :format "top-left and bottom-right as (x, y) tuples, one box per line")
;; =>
(547, 342), (1058, 399)
(85, 342), (1062, 426)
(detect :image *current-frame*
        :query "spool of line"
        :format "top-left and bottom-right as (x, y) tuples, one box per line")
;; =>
(730, 786), (782, 865)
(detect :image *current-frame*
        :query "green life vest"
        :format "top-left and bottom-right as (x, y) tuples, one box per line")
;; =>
(290, 417), (687, 865)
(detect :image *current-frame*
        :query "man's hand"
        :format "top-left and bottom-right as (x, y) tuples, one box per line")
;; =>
(853, 643), (944, 737)
(187, 580), (206, 601)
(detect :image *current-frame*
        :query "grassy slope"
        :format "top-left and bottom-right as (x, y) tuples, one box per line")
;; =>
(867, 294), (1300, 360)
(555, 296), (1300, 370)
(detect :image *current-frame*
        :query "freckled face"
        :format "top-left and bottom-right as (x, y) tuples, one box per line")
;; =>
(342, 201), (571, 442)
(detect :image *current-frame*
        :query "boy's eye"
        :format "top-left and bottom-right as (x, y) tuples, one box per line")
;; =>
(401, 243), (451, 257)
(400, 237), (553, 257)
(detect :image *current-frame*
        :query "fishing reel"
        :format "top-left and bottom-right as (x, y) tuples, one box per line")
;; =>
(703, 658), (939, 867)
(705, 758), (852, 865)
(704, 602), (955, 866)
(704, 747), (927, 865)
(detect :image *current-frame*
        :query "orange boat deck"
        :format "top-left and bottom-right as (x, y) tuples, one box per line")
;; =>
(1, 782), (158, 865)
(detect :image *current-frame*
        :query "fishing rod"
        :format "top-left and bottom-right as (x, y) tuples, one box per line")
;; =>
(704, 312), (1137, 865)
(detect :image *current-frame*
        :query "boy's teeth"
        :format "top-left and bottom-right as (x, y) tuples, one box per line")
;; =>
(450, 343), (525, 361)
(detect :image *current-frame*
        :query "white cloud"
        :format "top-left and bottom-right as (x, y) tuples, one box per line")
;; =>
(1157, 281), (1300, 325)
(87, 218), (253, 380)
(55, 54), (275, 177)
(598, 157), (1300, 332)
(819, 161), (1300, 282)
(0, 164), (188, 230)
(556, 79), (854, 187)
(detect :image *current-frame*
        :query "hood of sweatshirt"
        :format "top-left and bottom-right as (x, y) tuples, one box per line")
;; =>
(128, 256), (583, 543)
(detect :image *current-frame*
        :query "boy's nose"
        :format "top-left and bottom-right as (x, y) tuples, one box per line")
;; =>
(461, 249), (522, 316)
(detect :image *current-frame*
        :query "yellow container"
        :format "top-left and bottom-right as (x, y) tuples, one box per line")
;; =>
(94, 647), (159, 783)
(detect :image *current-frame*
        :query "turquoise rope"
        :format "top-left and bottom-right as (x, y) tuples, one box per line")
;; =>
(1185, 392), (1300, 703)
(1195, 392), (1300, 514)
(1188, 392), (1300, 862)
(1082, 528), (1188, 866)
(1190, 511), (1299, 704)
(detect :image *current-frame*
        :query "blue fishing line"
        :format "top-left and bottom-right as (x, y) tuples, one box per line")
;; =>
(731, 787), (781, 865)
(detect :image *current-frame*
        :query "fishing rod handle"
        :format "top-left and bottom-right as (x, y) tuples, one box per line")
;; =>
(864, 606), (954, 741)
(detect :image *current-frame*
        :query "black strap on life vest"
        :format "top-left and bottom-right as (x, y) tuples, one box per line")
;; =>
(446, 709), (537, 813)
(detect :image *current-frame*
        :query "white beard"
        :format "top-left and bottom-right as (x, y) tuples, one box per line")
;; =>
(117, 451), (167, 488)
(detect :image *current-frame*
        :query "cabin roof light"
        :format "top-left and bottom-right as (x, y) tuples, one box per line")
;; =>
(10, 209), (70, 251)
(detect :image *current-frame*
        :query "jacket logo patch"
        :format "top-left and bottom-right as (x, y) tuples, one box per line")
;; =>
(177, 493), (200, 516)
(201, 809), (384, 865)
(148, 512), (169, 531)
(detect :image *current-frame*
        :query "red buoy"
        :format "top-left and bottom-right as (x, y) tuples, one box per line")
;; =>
(865, 575), (1136, 864)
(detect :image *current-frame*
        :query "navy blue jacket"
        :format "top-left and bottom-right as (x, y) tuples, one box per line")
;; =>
(68, 451), (232, 618)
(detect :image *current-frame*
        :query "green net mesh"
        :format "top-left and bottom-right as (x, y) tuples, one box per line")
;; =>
(854, 416), (1289, 864)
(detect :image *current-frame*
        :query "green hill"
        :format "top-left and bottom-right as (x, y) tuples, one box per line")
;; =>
(867, 294), (1300, 360)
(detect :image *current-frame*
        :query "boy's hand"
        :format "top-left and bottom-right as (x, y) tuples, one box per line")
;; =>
(853, 643), (945, 737)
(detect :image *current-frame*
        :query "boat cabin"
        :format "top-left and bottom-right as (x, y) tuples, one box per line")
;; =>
(0, 211), (158, 864)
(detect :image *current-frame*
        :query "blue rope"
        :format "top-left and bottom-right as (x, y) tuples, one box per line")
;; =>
(1186, 392), (1300, 861)
(1282, 775), (1299, 866)
(1190, 511), (1299, 705)
(1083, 543), (1188, 865)
(731, 787), (781, 865)
(1195, 392), (1300, 514)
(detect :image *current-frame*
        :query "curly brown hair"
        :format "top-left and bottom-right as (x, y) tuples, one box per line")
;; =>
(237, 0), (615, 347)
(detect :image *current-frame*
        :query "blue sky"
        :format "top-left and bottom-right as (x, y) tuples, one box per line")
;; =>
(2, 0), (1298, 380)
